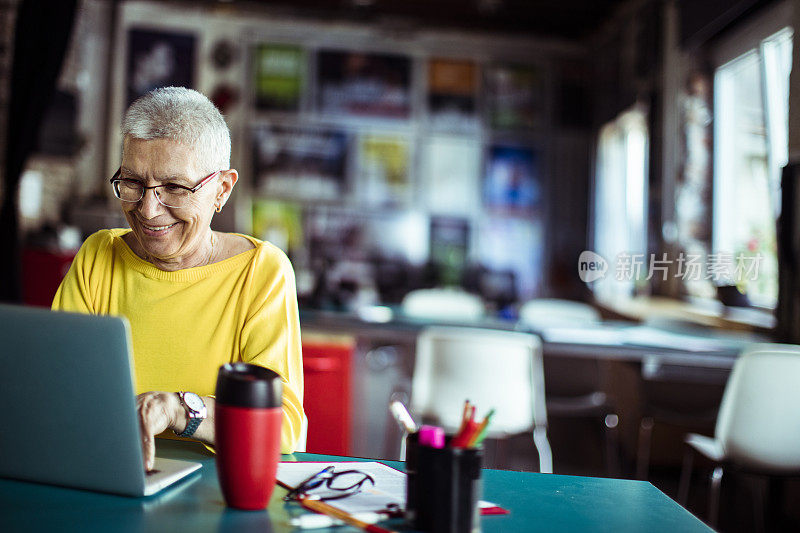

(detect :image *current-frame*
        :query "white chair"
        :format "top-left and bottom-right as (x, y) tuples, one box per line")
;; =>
(410, 326), (552, 473)
(401, 288), (485, 322)
(677, 343), (800, 529)
(518, 298), (601, 328)
(518, 299), (619, 475)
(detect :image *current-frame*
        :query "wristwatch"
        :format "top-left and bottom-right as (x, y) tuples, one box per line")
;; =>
(175, 391), (207, 438)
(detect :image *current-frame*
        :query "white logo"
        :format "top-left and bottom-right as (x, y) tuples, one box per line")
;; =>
(578, 251), (608, 283)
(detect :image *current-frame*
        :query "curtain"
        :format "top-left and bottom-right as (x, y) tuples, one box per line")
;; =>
(0, 0), (78, 302)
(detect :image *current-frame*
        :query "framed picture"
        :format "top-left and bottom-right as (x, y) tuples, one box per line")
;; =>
(252, 124), (348, 201)
(477, 217), (543, 300)
(126, 28), (196, 106)
(483, 144), (542, 215)
(251, 199), (304, 255)
(485, 64), (543, 130)
(430, 216), (470, 286)
(317, 50), (412, 118)
(253, 44), (305, 112)
(428, 58), (478, 129)
(356, 133), (411, 206)
(420, 134), (481, 215)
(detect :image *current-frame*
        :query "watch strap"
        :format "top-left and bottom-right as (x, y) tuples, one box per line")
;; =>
(176, 416), (202, 438)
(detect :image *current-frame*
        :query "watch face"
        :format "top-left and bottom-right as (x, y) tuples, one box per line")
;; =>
(183, 392), (204, 412)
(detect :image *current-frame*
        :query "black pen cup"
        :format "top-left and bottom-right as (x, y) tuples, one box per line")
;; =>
(405, 432), (483, 533)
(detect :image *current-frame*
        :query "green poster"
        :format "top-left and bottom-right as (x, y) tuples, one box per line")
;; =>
(253, 44), (305, 111)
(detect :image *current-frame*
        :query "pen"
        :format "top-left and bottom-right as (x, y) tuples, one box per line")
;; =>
(300, 496), (398, 533)
(290, 511), (384, 529)
(283, 465), (333, 501)
(389, 400), (418, 433)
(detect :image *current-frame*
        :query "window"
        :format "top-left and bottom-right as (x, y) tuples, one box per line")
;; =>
(713, 25), (792, 307)
(592, 107), (649, 302)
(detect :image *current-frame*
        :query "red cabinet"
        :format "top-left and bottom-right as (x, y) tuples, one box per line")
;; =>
(22, 248), (75, 307)
(302, 334), (354, 456)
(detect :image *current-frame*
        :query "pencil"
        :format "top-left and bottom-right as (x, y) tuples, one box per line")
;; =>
(467, 408), (495, 447)
(300, 496), (398, 533)
(455, 399), (471, 436)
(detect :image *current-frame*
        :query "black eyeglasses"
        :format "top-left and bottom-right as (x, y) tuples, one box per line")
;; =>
(283, 466), (375, 501)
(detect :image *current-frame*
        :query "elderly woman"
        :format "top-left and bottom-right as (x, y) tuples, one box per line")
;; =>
(52, 87), (304, 470)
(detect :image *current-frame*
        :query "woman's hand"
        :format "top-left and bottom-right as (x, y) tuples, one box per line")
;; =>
(135, 391), (216, 471)
(136, 391), (182, 471)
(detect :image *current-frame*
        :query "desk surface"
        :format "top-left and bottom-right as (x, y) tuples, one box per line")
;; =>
(0, 440), (712, 533)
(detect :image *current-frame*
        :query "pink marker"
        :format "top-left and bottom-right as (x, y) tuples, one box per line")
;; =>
(418, 425), (445, 449)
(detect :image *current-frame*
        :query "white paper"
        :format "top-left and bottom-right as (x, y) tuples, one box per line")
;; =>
(277, 461), (501, 515)
(277, 461), (405, 514)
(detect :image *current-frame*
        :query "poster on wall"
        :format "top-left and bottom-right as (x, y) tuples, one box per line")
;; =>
(420, 135), (481, 215)
(252, 124), (348, 201)
(253, 44), (305, 112)
(430, 216), (470, 287)
(317, 50), (412, 118)
(477, 217), (543, 301)
(251, 199), (304, 254)
(127, 28), (196, 106)
(483, 145), (541, 215)
(428, 58), (478, 129)
(485, 64), (543, 130)
(356, 134), (411, 206)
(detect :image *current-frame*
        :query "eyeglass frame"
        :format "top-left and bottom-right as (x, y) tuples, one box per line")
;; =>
(109, 167), (221, 208)
(282, 466), (376, 502)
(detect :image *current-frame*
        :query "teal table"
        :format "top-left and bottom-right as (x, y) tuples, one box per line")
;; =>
(0, 440), (712, 532)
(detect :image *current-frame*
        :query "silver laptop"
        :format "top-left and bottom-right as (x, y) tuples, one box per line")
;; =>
(0, 304), (201, 496)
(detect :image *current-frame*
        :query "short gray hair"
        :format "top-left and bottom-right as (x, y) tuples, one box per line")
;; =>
(121, 87), (230, 173)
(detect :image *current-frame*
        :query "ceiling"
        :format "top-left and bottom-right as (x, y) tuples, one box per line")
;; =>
(212, 0), (629, 40)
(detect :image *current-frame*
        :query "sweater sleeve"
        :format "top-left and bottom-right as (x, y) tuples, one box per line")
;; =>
(239, 245), (305, 454)
(52, 230), (112, 314)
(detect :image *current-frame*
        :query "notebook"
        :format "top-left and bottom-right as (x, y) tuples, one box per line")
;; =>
(0, 304), (201, 496)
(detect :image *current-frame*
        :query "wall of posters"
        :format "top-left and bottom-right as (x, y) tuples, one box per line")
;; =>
(253, 44), (305, 112)
(483, 145), (541, 215)
(317, 50), (412, 118)
(126, 28), (195, 106)
(252, 124), (348, 201)
(485, 64), (543, 130)
(356, 134), (411, 206)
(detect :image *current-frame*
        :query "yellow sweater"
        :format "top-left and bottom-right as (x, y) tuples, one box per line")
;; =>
(52, 229), (304, 453)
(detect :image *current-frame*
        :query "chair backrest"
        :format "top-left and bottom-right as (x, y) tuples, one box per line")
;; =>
(401, 289), (485, 321)
(411, 327), (546, 436)
(716, 343), (800, 472)
(518, 299), (600, 328)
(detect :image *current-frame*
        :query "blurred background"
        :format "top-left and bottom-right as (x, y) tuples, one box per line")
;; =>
(2, 0), (800, 530)
(1, 0), (795, 317)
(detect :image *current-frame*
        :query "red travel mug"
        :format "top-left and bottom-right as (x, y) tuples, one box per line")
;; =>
(215, 363), (283, 510)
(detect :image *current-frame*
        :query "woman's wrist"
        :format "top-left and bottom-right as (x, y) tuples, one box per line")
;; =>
(171, 392), (189, 434)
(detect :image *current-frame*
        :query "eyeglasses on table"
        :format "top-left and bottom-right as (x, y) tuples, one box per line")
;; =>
(283, 466), (375, 501)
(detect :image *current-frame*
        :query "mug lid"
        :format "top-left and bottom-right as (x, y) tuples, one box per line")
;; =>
(216, 363), (283, 408)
